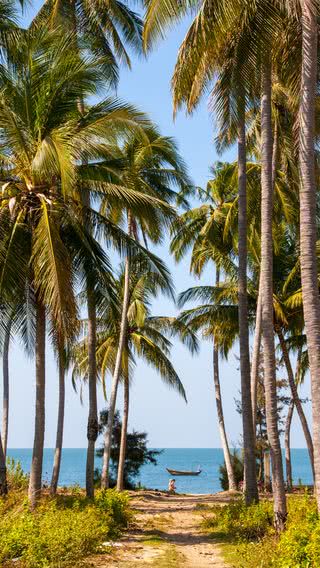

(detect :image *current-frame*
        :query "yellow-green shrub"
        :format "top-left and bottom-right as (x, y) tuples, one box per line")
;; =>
(0, 488), (130, 567)
(204, 499), (274, 541)
(275, 496), (318, 568)
(205, 496), (320, 568)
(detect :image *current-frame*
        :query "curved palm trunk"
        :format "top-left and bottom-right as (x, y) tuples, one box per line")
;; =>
(214, 269), (236, 490)
(299, 0), (320, 510)
(2, 320), (11, 457)
(285, 400), (294, 491)
(50, 350), (65, 494)
(251, 289), (262, 441)
(261, 62), (286, 530)
(28, 299), (46, 509)
(277, 328), (315, 480)
(101, 254), (130, 489)
(86, 291), (98, 498)
(0, 433), (7, 495)
(117, 357), (129, 491)
(238, 105), (259, 504)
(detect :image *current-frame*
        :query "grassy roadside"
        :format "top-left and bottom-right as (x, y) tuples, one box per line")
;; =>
(0, 486), (131, 567)
(202, 495), (320, 568)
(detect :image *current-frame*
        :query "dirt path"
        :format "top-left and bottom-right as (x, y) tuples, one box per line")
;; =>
(92, 491), (232, 567)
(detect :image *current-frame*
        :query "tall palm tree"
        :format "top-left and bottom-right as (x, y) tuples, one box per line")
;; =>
(171, 164), (238, 491)
(0, 29), (166, 506)
(284, 399), (294, 490)
(277, 328), (314, 480)
(32, 0), (143, 85)
(284, 345), (303, 491)
(50, 343), (67, 494)
(0, 434), (6, 495)
(298, 0), (320, 509)
(32, 0), (145, 499)
(96, 129), (191, 489)
(0, 0), (29, 493)
(260, 60), (287, 529)
(144, 0), (307, 519)
(72, 255), (193, 490)
(238, 97), (258, 503)
(143, 0), (274, 505)
(1, 316), (12, 457)
(172, 159), (295, 493)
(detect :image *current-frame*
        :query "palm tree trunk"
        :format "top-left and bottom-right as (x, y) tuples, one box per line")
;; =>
(117, 357), (129, 491)
(261, 61), (287, 530)
(285, 400), (294, 491)
(251, 287), (262, 441)
(28, 298), (46, 509)
(50, 350), (65, 495)
(80, 153), (98, 499)
(2, 319), (11, 457)
(271, 119), (278, 190)
(299, 0), (320, 510)
(0, 433), (7, 495)
(277, 328), (315, 481)
(264, 450), (271, 492)
(101, 252), (131, 489)
(86, 290), (98, 498)
(238, 103), (259, 504)
(214, 268), (236, 491)
(251, 118), (278, 442)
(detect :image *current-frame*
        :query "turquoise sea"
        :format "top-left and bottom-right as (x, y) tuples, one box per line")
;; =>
(7, 448), (313, 494)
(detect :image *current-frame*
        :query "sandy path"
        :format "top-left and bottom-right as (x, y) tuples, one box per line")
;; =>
(92, 491), (231, 567)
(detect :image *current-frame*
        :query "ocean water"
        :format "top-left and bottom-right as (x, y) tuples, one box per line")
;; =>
(7, 448), (313, 494)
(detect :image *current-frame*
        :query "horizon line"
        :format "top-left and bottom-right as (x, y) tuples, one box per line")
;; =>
(7, 446), (310, 450)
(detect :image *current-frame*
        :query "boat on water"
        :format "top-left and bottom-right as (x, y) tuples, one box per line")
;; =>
(166, 468), (202, 476)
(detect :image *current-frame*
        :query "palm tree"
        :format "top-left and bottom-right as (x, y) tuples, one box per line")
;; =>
(96, 129), (191, 489)
(1, 316), (12, 457)
(72, 255), (192, 490)
(32, 0), (146, 499)
(32, 0), (143, 85)
(261, 220), (314, 480)
(277, 328), (314, 481)
(172, 159), (295, 494)
(171, 164), (238, 491)
(0, 0), (29, 492)
(298, 0), (320, 509)
(50, 344), (67, 494)
(0, 29), (167, 506)
(144, 0), (307, 519)
(284, 399), (294, 490)
(260, 60), (287, 529)
(177, 290), (244, 495)
(238, 98), (258, 503)
(0, 434), (6, 495)
(144, 0), (275, 505)
(284, 341), (311, 491)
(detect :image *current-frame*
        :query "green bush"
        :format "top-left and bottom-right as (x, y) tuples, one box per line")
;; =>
(219, 451), (244, 491)
(274, 496), (318, 568)
(204, 499), (273, 541)
(6, 458), (29, 491)
(0, 488), (130, 567)
(205, 496), (320, 568)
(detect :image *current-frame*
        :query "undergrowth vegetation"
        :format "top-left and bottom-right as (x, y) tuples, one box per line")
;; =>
(0, 470), (131, 568)
(204, 496), (320, 567)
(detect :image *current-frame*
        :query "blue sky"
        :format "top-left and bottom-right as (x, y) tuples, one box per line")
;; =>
(5, 2), (311, 449)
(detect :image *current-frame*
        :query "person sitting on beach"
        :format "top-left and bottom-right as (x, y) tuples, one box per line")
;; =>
(168, 479), (176, 493)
